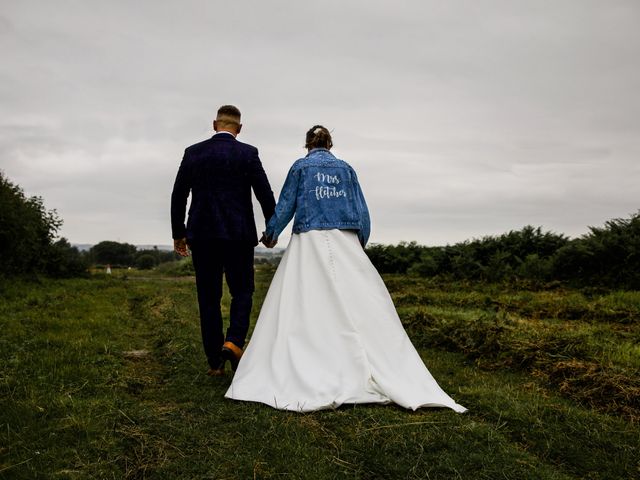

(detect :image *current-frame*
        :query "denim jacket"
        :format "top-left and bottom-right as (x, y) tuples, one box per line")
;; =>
(264, 148), (371, 247)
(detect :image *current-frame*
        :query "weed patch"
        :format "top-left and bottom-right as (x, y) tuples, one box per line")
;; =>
(402, 309), (640, 420)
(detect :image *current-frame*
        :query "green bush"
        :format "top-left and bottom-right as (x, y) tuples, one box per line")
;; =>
(135, 254), (156, 270)
(44, 238), (90, 278)
(517, 253), (553, 283)
(90, 240), (137, 267)
(0, 171), (63, 276)
(367, 216), (640, 289)
(552, 212), (640, 289)
(156, 257), (194, 276)
(365, 242), (424, 274)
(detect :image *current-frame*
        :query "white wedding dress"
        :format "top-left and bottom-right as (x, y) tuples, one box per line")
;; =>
(224, 229), (466, 413)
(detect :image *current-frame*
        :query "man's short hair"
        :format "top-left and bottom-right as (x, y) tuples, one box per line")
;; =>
(216, 105), (241, 125)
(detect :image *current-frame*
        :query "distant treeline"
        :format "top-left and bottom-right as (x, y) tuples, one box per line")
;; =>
(0, 171), (179, 278)
(365, 213), (640, 289)
(87, 241), (179, 269)
(3, 170), (638, 287)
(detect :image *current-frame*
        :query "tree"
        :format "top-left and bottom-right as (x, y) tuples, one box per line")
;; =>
(134, 247), (179, 267)
(0, 170), (62, 276)
(135, 254), (156, 270)
(45, 238), (90, 278)
(90, 241), (137, 267)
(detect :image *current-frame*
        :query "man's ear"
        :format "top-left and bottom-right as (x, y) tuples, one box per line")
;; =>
(236, 123), (242, 135)
(213, 120), (218, 131)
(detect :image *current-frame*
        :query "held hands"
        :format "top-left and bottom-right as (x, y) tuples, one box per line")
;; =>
(173, 238), (190, 257)
(259, 232), (278, 249)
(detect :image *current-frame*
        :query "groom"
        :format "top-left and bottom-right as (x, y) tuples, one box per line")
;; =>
(171, 105), (276, 376)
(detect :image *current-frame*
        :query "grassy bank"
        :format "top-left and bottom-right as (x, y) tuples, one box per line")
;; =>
(1, 269), (638, 479)
(387, 276), (640, 420)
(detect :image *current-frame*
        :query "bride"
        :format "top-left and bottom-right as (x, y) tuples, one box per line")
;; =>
(224, 126), (466, 413)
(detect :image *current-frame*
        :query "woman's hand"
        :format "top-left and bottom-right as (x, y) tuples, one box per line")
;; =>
(259, 233), (278, 248)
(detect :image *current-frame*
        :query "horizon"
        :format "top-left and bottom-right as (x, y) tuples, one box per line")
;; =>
(68, 208), (638, 251)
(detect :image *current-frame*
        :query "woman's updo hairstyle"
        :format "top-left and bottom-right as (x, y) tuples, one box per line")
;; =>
(305, 125), (333, 150)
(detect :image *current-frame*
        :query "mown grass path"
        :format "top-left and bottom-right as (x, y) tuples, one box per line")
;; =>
(1, 269), (638, 479)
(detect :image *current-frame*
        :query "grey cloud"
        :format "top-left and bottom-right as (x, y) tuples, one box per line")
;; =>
(1, 0), (638, 245)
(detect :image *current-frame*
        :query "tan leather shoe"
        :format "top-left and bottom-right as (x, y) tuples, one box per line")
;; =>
(221, 341), (243, 371)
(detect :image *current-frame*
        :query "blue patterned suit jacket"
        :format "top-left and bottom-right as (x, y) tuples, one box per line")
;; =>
(171, 133), (276, 245)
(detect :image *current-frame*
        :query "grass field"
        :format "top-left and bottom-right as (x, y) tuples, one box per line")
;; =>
(1, 267), (639, 479)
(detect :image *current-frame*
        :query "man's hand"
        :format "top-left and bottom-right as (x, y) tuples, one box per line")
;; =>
(174, 238), (190, 257)
(259, 233), (277, 249)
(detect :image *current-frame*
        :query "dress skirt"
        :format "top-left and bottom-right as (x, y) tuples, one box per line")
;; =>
(224, 229), (467, 413)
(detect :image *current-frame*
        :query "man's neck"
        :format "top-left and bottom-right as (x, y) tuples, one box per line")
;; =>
(214, 130), (236, 138)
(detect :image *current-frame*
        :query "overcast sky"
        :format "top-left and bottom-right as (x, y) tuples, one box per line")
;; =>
(1, 0), (639, 247)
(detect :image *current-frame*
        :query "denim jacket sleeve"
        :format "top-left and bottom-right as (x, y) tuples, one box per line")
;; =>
(264, 164), (300, 241)
(352, 168), (371, 247)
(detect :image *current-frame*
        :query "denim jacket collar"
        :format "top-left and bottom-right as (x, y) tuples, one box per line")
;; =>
(306, 148), (333, 157)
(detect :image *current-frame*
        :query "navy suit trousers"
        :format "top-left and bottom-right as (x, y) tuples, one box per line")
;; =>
(189, 238), (254, 369)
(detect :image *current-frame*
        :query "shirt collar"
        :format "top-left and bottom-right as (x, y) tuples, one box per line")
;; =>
(214, 131), (236, 138)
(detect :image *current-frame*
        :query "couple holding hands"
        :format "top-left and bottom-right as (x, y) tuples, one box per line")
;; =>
(171, 105), (465, 413)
